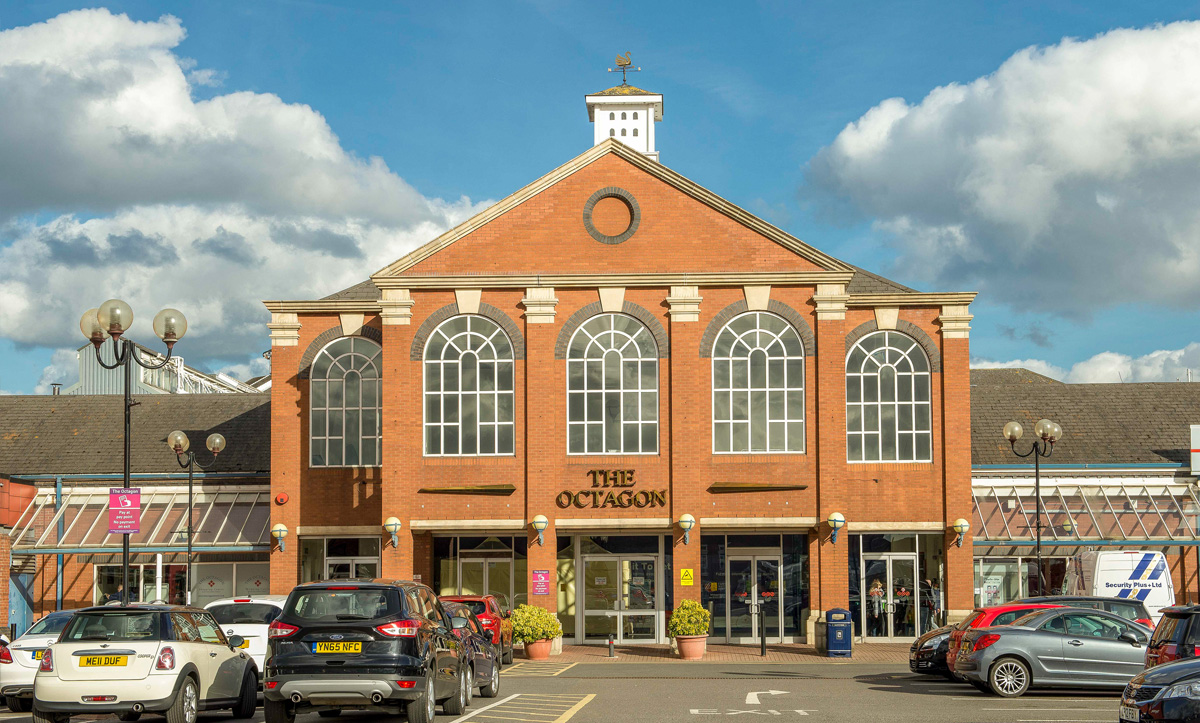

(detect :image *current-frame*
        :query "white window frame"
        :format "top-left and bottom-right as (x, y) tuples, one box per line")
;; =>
(846, 330), (933, 463)
(422, 315), (516, 457)
(566, 313), (659, 455)
(309, 337), (383, 468)
(711, 311), (806, 454)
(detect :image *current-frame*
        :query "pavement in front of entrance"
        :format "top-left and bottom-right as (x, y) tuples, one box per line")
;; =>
(3, 662), (1121, 723)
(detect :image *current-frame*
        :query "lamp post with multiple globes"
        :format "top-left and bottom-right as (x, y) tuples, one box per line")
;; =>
(167, 431), (228, 604)
(80, 300), (187, 605)
(1003, 418), (1063, 597)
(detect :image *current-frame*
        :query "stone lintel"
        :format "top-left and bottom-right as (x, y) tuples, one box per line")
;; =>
(743, 285), (771, 311)
(874, 307), (899, 330)
(454, 289), (482, 315)
(598, 287), (625, 313)
(338, 312), (365, 336)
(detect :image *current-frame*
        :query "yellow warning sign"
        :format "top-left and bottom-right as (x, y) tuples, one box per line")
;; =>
(681, 568), (694, 586)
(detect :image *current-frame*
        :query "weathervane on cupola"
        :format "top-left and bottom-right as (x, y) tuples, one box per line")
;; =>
(608, 52), (641, 85)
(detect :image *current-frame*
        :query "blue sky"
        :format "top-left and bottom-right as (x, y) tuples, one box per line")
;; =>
(2, 0), (1200, 392)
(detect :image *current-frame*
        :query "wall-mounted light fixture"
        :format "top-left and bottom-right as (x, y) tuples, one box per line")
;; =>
(1061, 518), (1075, 535)
(678, 514), (696, 545)
(827, 512), (846, 544)
(952, 518), (971, 548)
(531, 515), (549, 546)
(384, 514), (403, 550)
(270, 523), (288, 552)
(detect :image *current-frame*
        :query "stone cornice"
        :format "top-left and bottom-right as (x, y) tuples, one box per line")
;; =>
(264, 300), (381, 314)
(846, 292), (977, 307)
(373, 270), (853, 290)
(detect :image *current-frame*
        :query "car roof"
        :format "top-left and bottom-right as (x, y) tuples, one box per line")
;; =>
(440, 595), (491, 602)
(75, 604), (209, 613)
(293, 579), (425, 590)
(1020, 595), (1145, 604)
(204, 595), (288, 607)
(1159, 605), (1200, 616)
(975, 603), (1063, 614)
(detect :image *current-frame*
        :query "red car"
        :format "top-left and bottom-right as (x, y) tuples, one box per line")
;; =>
(441, 595), (513, 665)
(945, 603), (1063, 677)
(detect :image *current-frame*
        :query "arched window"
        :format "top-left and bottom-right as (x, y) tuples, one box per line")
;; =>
(846, 330), (932, 462)
(424, 315), (515, 456)
(310, 337), (382, 467)
(632, 128), (638, 137)
(633, 111), (638, 120)
(609, 112), (615, 120)
(610, 129), (615, 137)
(712, 312), (805, 453)
(621, 112), (627, 120)
(620, 128), (626, 136)
(567, 314), (658, 454)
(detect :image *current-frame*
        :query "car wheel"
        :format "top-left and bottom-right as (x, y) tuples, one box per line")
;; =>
(502, 644), (514, 666)
(405, 670), (435, 723)
(166, 677), (199, 723)
(464, 664), (474, 706)
(9, 697), (32, 713)
(264, 698), (295, 723)
(231, 668), (257, 719)
(441, 665), (469, 716)
(32, 704), (67, 723)
(989, 657), (1031, 698)
(117, 713), (141, 722)
(317, 711), (342, 718)
(479, 659), (500, 699)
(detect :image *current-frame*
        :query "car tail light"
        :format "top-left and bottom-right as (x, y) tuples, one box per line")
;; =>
(234, 598), (252, 603)
(327, 587), (359, 590)
(39, 649), (53, 672)
(156, 646), (175, 670)
(973, 634), (1001, 652)
(0, 646), (11, 664)
(397, 681), (416, 689)
(83, 696), (116, 702)
(268, 621), (299, 638)
(265, 681), (279, 690)
(1136, 618), (1154, 629)
(376, 620), (420, 638)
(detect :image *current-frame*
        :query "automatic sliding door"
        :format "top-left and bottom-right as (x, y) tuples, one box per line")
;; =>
(583, 558), (619, 642)
(622, 558), (657, 641)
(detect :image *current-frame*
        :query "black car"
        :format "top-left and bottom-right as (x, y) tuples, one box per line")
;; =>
(909, 623), (955, 676)
(1121, 656), (1200, 722)
(441, 602), (501, 701)
(263, 580), (472, 723)
(1017, 596), (1154, 627)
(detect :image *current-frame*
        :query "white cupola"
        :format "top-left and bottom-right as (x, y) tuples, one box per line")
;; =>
(586, 84), (664, 162)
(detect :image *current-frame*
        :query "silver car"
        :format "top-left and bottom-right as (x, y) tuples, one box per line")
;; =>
(954, 607), (1150, 697)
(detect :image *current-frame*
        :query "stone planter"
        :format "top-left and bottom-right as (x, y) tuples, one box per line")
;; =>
(524, 639), (553, 660)
(675, 634), (707, 661)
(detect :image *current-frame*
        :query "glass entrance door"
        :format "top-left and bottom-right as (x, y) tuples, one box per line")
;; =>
(582, 556), (659, 643)
(458, 558), (514, 607)
(727, 556), (782, 643)
(862, 554), (920, 641)
(326, 558), (378, 579)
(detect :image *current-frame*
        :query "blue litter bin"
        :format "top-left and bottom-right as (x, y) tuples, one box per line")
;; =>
(825, 608), (852, 658)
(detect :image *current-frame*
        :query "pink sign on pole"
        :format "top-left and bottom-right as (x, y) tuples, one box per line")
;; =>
(532, 570), (550, 596)
(108, 488), (141, 534)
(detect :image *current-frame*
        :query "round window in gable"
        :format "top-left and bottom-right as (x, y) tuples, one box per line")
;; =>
(582, 187), (641, 245)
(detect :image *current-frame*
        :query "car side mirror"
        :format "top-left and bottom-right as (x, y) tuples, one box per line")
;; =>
(503, 610), (512, 619)
(450, 616), (469, 631)
(1118, 632), (1141, 647)
(227, 635), (245, 649)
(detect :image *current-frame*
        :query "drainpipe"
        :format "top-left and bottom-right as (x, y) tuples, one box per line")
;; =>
(55, 477), (63, 611)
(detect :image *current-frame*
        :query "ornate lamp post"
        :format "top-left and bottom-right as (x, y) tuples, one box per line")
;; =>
(81, 300), (187, 605)
(167, 430), (228, 604)
(1003, 418), (1063, 596)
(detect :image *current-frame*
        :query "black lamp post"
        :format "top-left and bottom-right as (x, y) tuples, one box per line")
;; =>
(1003, 418), (1063, 597)
(81, 300), (188, 606)
(168, 431), (227, 605)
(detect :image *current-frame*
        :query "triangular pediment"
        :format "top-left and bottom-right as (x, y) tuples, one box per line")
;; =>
(373, 139), (854, 281)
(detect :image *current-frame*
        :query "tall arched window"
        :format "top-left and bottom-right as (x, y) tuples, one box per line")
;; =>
(610, 129), (615, 137)
(633, 112), (638, 120)
(712, 312), (805, 453)
(633, 128), (639, 137)
(567, 314), (658, 454)
(621, 112), (627, 120)
(310, 337), (382, 467)
(846, 330), (932, 462)
(609, 112), (615, 120)
(424, 315), (515, 456)
(621, 128), (627, 136)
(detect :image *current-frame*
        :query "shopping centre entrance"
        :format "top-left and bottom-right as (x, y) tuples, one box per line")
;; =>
(861, 553), (919, 641)
(727, 554), (783, 643)
(582, 555), (659, 643)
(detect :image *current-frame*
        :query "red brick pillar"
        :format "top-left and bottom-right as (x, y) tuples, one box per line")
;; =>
(0, 529), (10, 632)
(381, 299), (416, 582)
(523, 288), (559, 614)
(268, 317), (302, 595)
(939, 305), (974, 622)
(813, 283), (850, 627)
(668, 285), (703, 608)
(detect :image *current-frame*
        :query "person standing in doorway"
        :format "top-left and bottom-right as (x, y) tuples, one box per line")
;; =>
(868, 579), (885, 636)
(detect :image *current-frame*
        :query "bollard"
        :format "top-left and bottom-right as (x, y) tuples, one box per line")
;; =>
(607, 634), (616, 658)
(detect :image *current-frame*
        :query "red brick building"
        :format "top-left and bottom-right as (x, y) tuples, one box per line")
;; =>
(265, 86), (977, 644)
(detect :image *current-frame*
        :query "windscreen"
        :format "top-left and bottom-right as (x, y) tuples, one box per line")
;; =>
(455, 601), (488, 617)
(208, 603), (282, 625)
(285, 588), (401, 622)
(62, 612), (162, 641)
(25, 614), (72, 637)
(1151, 615), (1184, 646)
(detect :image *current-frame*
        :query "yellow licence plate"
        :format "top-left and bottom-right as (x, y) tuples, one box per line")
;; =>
(237, 640), (250, 649)
(80, 655), (128, 667)
(313, 642), (361, 654)
(32, 650), (44, 660)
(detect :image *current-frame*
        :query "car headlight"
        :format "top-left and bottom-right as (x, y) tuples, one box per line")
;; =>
(920, 635), (948, 651)
(1161, 682), (1200, 699)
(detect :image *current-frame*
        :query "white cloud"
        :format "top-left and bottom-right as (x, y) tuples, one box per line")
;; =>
(33, 348), (80, 394)
(974, 342), (1200, 383)
(809, 22), (1200, 315)
(0, 10), (484, 390)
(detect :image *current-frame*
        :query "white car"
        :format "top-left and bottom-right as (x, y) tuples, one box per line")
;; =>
(1, 610), (75, 712)
(204, 595), (286, 680)
(32, 604), (258, 723)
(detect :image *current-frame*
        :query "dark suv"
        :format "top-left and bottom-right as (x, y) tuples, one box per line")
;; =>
(263, 580), (471, 723)
(1145, 606), (1200, 669)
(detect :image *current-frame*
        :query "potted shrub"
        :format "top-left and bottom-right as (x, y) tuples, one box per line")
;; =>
(510, 604), (563, 660)
(668, 600), (711, 660)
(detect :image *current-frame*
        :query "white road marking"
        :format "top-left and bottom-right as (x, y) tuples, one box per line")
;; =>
(745, 690), (789, 705)
(446, 692), (522, 723)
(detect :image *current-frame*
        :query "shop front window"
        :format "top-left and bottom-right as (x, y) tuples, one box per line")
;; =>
(430, 536), (529, 611)
(849, 533), (945, 640)
(95, 561), (268, 607)
(298, 537), (382, 582)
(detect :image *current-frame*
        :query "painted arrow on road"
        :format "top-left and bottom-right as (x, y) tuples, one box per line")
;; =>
(745, 690), (789, 705)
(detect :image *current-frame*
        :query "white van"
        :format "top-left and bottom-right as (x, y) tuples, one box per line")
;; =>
(1074, 550), (1176, 621)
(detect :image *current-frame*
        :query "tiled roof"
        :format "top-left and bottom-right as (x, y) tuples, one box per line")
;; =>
(322, 279), (381, 301)
(845, 265), (917, 295)
(0, 394), (270, 476)
(971, 373), (1200, 467)
(590, 84), (658, 96)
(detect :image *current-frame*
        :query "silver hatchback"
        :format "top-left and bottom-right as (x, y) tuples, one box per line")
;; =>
(954, 607), (1150, 697)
